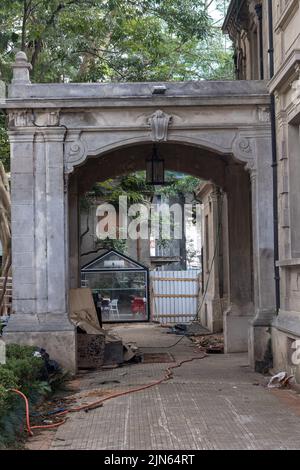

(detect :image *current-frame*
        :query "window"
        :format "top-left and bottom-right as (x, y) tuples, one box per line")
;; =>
(288, 124), (300, 257)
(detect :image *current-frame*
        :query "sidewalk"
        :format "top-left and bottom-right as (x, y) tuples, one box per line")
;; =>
(27, 324), (300, 450)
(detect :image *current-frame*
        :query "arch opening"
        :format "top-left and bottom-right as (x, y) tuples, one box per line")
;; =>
(71, 142), (244, 195)
(68, 140), (253, 351)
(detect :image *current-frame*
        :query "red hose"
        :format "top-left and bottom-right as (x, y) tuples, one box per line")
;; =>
(56, 354), (208, 416)
(8, 353), (207, 436)
(31, 419), (67, 430)
(8, 388), (66, 435)
(9, 389), (34, 436)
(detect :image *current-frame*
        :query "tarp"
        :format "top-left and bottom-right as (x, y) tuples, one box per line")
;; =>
(69, 288), (141, 365)
(69, 288), (104, 334)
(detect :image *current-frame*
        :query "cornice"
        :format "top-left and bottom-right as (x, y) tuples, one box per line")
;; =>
(274, 0), (299, 32)
(268, 49), (300, 93)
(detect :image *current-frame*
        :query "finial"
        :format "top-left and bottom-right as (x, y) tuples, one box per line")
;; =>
(12, 51), (32, 84)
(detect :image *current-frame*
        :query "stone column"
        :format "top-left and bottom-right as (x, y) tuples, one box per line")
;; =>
(198, 185), (223, 332)
(248, 132), (276, 370)
(207, 188), (223, 331)
(224, 164), (253, 352)
(69, 175), (80, 289)
(226, 128), (275, 360)
(4, 113), (76, 372)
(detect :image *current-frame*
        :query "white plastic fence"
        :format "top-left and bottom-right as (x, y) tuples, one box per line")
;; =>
(150, 270), (200, 324)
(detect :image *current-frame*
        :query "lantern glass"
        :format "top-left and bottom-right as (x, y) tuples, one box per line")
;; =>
(146, 146), (165, 185)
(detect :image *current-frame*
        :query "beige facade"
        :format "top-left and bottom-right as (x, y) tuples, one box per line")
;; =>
(224, 0), (269, 80)
(271, 0), (300, 382)
(224, 0), (300, 378)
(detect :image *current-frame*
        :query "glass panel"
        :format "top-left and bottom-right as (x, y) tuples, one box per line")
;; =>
(81, 271), (148, 322)
(83, 252), (142, 271)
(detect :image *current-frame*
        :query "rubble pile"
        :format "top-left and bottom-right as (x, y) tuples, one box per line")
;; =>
(69, 288), (141, 369)
(191, 333), (224, 354)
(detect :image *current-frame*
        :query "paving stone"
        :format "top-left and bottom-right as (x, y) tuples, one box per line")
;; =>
(25, 325), (300, 450)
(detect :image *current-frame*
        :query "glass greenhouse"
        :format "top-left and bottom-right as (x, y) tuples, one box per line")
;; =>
(81, 250), (149, 323)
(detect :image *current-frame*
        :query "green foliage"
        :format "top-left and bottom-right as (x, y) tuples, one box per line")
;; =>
(0, 368), (18, 402)
(80, 171), (200, 256)
(0, 1), (233, 84)
(93, 172), (153, 206)
(87, 171), (199, 206)
(158, 173), (200, 198)
(6, 343), (37, 360)
(96, 237), (127, 255)
(0, 343), (65, 449)
(5, 357), (44, 395)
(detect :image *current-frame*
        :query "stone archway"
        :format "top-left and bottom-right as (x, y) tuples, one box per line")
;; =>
(69, 142), (253, 352)
(2, 52), (276, 372)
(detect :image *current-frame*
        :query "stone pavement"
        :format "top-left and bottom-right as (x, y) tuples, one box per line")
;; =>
(27, 324), (300, 450)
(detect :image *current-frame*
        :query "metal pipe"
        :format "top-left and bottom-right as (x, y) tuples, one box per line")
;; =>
(268, 0), (280, 314)
(255, 3), (264, 79)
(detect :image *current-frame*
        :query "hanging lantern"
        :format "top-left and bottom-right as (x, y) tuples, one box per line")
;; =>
(146, 145), (165, 185)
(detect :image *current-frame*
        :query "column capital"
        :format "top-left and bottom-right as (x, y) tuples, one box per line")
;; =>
(8, 109), (34, 129)
(7, 124), (66, 142)
(39, 127), (66, 142)
(208, 187), (221, 203)
(8, 108), (62, 131)
(249, 165), (257, 183)
(7, 127), (36, 142)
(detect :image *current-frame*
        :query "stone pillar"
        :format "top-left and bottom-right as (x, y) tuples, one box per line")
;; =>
(4, 115), (76, 373)
(248, 133), (276, 370)
(198, 183), (223, 332)
(68, 175), (80, 289)
(207, 188), (223, 331)
(224, 164), (253, 352)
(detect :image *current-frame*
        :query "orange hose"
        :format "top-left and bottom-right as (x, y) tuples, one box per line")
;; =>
(8, 388), (66, 435)
(31, 419), (67, 430)
(9, 353), (207, 436)
(9, 389), (34, 436)
(56, 354), (208, 416)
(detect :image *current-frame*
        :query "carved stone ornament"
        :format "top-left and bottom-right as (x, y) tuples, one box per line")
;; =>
(291, 78), (300, 105)
(48, 111), (60, 126)
(232, 134), (256, 174)
(208, 188), (220, 204)
(65, 133), (87, 173)
(34, 110), (60, 127)
(9, 110), (33, 127)
(148, 110), (172, 142)
(257, 106), (270, 122)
